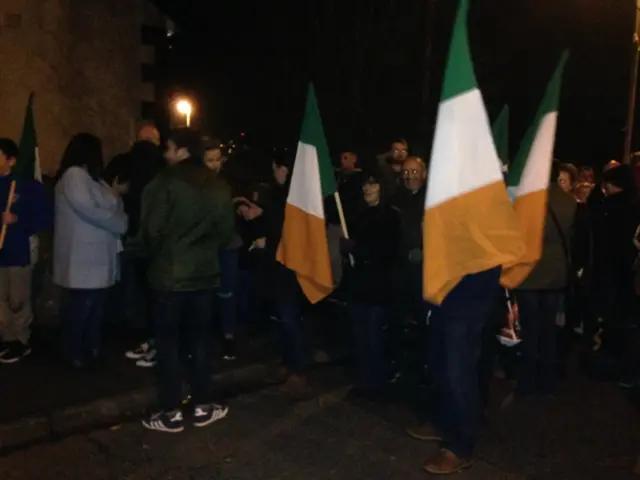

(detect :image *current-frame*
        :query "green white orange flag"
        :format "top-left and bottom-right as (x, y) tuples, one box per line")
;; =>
(277, 84), (337, 304)
(422, 0), (525, 305)
(501, 52), (569, 289)
(492, 105), (510, 169)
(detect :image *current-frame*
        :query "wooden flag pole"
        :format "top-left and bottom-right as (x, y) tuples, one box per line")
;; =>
(0, 180), (17, 249)
(333, 191), (354, 267)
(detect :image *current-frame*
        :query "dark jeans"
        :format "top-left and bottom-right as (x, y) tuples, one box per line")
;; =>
(119, 252), (153, 340)
(348, 303), (387, 391)
(237, 269), (259, 326)
(153, 289), (214, 411)
(516, 289), (561, 395)
(430, 267), (501, 458)
(273, 292), (305, 374)
(60, 288), (108, 364)
(216, 249), (239, 337)
(390, 264), (430, 367)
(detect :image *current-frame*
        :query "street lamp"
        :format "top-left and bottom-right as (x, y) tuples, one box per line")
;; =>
(176, 99), (193, 127)
(623, 0), (640, 164)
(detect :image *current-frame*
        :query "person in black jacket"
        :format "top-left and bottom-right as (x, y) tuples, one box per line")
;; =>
(591, 164), (639, 382)
(340, 173), (400, 398)
(250, 154), (311, 398)
(389, 156), (428, 377)
(105, 125), (164, 368)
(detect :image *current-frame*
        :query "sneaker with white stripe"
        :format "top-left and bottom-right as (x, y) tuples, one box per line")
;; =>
(135, 349), (157, 368)
(142, 410), (184, 433)
(192, 404), (229, 427)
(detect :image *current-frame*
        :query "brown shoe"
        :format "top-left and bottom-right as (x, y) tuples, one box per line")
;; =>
(406, 422), (442, 442)
(279, 374), (313, 400)
(423, 449), (473, 475)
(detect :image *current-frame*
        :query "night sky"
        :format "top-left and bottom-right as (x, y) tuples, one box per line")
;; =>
(154, 0), (634, 168)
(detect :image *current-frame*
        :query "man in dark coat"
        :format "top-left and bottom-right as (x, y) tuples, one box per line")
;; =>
(105, 125), (164, 367)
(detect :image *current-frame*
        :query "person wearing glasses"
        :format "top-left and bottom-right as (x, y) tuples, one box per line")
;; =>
(389, 156), (428, 380)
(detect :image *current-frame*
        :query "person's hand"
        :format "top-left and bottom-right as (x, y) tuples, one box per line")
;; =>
(247, 205), (263, 218)
(112, 177), (130, 196)
(2, 212), (17, 225)
(250, 237), (266, 250)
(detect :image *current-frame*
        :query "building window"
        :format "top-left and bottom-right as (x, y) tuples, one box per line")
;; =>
(141, 64), (156, 83)
(140, 101), (156, 120)
(4, 13), (21, 29)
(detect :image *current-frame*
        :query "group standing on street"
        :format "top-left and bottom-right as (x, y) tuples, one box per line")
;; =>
(1, 123), (640, 475)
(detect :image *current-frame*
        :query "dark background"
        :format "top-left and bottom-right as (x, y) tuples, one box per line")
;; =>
(151, 0), (635, 168)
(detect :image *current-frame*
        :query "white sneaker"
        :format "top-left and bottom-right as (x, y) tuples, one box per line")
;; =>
(125, 342), (152, 360)
(136, 349), (157, 368)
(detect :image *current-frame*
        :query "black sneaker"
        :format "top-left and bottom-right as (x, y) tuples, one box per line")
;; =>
(0, 342), (31, 364)
(141, 410), (184, 433)
(222, 338), (236, 361)
(192, 404), (229, 427)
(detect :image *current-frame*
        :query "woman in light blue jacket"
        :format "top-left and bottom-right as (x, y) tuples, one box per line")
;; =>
(53, 133), (128, 369)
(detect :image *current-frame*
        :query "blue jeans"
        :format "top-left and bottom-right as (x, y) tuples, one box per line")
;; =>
(273, 293), (305, 374)
(216, 249), (239, 337)
(152, 289), (214, 411)
(430, 267), (501, 458)
(60, 288), (108, 364)
(515, 289), (562, 395)
(348, 303), (387, 391)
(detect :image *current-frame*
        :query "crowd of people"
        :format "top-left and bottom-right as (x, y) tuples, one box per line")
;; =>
(1, 124), (640, 474)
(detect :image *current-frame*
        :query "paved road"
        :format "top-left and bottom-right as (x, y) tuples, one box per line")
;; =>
(2, 365), (639, 479)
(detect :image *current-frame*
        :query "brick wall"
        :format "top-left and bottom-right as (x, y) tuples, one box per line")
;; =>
(0, 0), (164, 175)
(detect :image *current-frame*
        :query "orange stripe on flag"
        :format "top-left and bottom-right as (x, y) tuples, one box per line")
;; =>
(500, 189), (548, 289)
(277, 203), (333, 304)
(423, 180), (525, 305)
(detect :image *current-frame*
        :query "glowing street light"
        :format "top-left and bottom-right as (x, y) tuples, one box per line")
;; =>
(176, 99), (193, 127)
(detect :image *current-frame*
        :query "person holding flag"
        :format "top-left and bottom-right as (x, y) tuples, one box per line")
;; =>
(256, 84), (338, 398)
(0, 137), (51, 363)
(407, 0), (525, 474)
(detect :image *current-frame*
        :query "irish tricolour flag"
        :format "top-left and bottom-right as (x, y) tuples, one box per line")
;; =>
(501, 52), (568, 289)
(277, 84), (337, 304)
(422, 0), (525, 305)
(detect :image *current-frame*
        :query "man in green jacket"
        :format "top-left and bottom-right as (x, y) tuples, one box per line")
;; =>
(129, 128), (235, 433)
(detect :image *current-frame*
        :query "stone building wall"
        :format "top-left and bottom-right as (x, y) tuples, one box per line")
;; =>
(0, 0), (163, 175)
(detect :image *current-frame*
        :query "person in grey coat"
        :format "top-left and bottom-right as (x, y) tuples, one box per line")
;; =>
(53, 133), (128, 369)
(515, 166), (577, 396)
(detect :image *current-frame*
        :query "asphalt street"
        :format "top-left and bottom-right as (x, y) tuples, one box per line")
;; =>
(2, 363), (640, 479)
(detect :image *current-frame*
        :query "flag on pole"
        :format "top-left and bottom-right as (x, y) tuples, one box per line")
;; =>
(501, 52), (569, 289)
(16, 93), (42, 182)
(276, 84), (337, 304)
(16, 92), (42, 265)
(492, 105), (510, 169)
(422, 0), (525, 305)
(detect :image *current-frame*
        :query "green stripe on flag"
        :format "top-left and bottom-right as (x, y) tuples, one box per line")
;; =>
(440, 0), (477, 101)
(492, 105), (510, 165)
(507, 51), (569, 187)
(16, 92), (39, 180)
(299, 84), (337, 197)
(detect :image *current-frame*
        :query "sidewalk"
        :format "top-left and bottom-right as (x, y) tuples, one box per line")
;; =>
(0, 304), (349, 451)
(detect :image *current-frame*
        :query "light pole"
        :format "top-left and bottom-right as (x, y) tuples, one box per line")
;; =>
(623, 0), (640, 164)
(176, 99), (193, 127)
